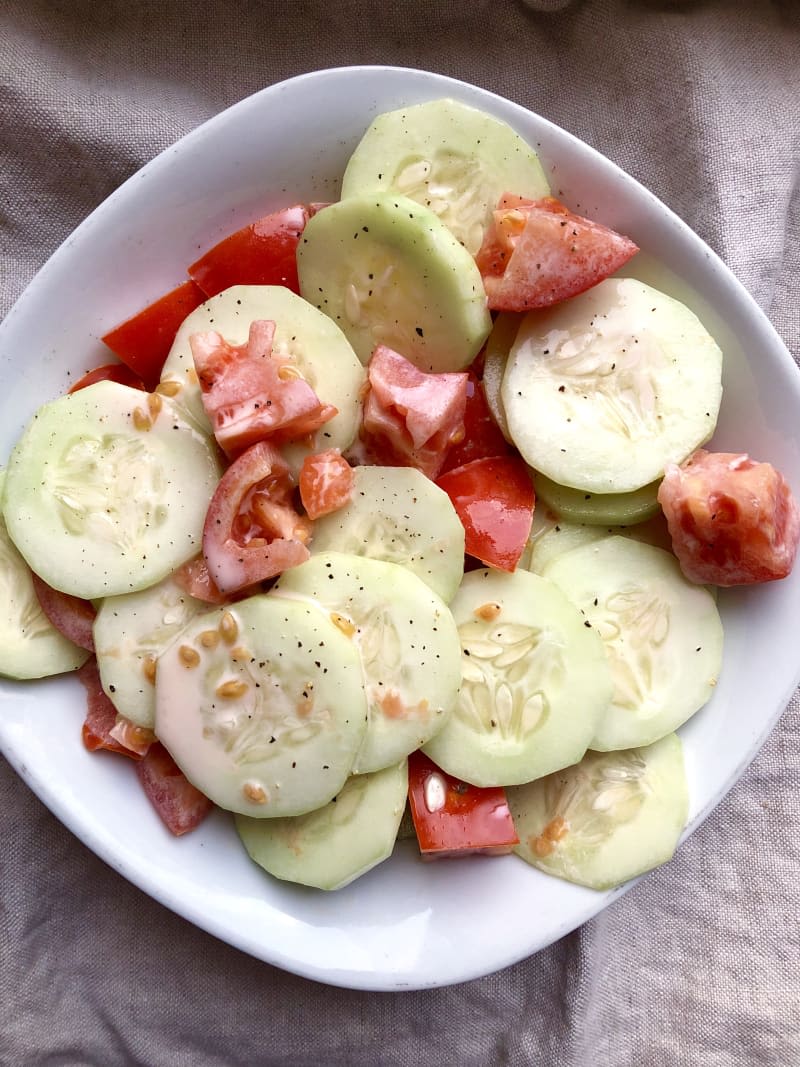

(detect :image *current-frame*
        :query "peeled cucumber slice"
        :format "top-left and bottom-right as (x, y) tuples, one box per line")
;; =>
(154, 594), (368, 817)
(508, 733), (688, 890)
(271, 552), (462, 775)
(159, 284), (366, 473)
(3, 381), (221, 599)
(422, 568), (613, 787)
(522, 507), (673, 575)
(501, 278), (723, 493)
(308, 465), (465, 603)
(236, 759), (408, 890)
(93, 574), (209, 728)
(297, 192), (491, 371)
(533, 471), (662, 526)
(341, 98), (550, 255)
(0, 470), (90, 679)
(542, 536), (723, 751)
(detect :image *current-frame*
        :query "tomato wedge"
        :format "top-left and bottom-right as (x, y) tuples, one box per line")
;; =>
(299, 449), (355, 519)
(188, 204), (309, 298)
(475, 194), (639, 312)
(172, 555), (228, 604)
(361, 345), (468, 479)
(407, 751), (519, 858)
(77, 658), (154, 759)
(135, 742), (213, 836)
(436, 455), (535, 572)
(31, 572), (96, 652)
(101, 279), (206, 389)
(190, 319), (337, 458)
(658, 449), (800, 586)
(68, 363), (146, 394)
(202, 439), (312, 594)
(438, 372), (512, 475)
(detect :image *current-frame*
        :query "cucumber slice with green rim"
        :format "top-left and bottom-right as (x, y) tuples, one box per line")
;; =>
(159, 284), (366, 473)
(154, 594), (368, 817)
(93, 574), (209, 728)
(236, 759), (408, 890)
(297, 192), (492, 372)
(542, 536), (723, 751)
(0, 471), (90, 679)
(481, 312), (521, 443)
(501, 278), (723, 493)
(3, 381), (221, 599)
(308, 465), (465, 603)
(507, 733), (688, 890)
(271, 551), (462, 775)
(341, 98), (550, 255)
(422, 568), (613, 787)
(533, 471), (662, 526)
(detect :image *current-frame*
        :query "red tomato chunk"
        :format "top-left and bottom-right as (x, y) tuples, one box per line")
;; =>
(135, 743), (213, 837)
(475, 194), (639, 312)
(299, 449), (355, 519)
(437, 455), (535, 572)
(172, 555), (229, 605)
(190, 319), (336, 459)
(31, 573), (96, 652)
(361, 345), (468, 479)
(438, 371), (512, 475)
(101, 279), (206, 390)
(77, 658), (154, 760)
(407, 751), (519, 858)
(658, 449), (800, 586)
(68, 363), (146, 395)
(188, 204), (309, 298)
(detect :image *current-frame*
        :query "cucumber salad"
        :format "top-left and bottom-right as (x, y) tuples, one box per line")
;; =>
(2, 98), (799, 896)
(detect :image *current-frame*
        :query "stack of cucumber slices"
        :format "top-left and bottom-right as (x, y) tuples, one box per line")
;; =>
(1, 96), (732, 897)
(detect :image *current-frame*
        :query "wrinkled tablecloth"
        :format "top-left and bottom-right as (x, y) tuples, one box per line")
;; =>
(2, 1), (799, 1064)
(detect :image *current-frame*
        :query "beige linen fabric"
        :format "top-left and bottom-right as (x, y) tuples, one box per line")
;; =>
(2, 1), (799, 1064)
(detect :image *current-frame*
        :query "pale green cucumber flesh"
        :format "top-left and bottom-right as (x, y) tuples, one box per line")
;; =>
(481, 311), (521, 443)
(523, 507), (673, 575)
(422, 568), (613, 787)
(533, 471), (662, 526)
(508, 733), (688, 890)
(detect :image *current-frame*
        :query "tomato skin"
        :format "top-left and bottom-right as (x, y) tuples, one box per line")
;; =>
(188, 204), (309, 298)
(299, 449), (355, 519)
(475, 194), (639, 312)
(658, 449), (800, 586)
(31, 572), (96, 652)
(135, 742), (213, 836)
(202, 439), (311, 594)
(407, 751), (519, 858)
(436, 455), (535, 572)
(77, 658), (154, 760)
(101, 280), (206, 390)
(438, 372), (512, 475)
(68, 363), (146, 394)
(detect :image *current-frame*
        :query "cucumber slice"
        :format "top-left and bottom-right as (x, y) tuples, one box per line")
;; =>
(523, 508), (673, 575)
(159, 284), (366, 473)
(501, 278), (723, 493)
(297, 192), (491, 372)
(341, 98), (549, 255)
(154, 594), (368, 817)
(481, 312), (521, 443)
(93, 575), (208, 728)
(542, 536), (723, 750)
(0, 471), (89, 679)
(308, 465), (465, 603)
(508, 733), (688, 890)
(271, 552), (462, 775)
(422, 568), (613, 787)
(235, 760), (408, 890)
(3, 382), (221, 599)
(533, 471), (662, 526)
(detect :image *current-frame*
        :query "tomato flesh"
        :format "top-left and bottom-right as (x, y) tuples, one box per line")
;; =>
(437, 455), (535, 572)
(31, 572), (96, 652)
(360, 345), (468, 479)
(202, 439), (311, 594)
(101, 280), (206, 390)
(135, 742), (213, 836)
(475, 194), (639, 312)
(188, 204), (309, 298)
(299, 449), (355, 519)
(438, 372), (512, 475)
(658, 449), (800, 586)
(77, 658), (154, 760)
(68, 363), (146, 394)
(190, 319), (336, 458)
(172, 555), (228, 604)
(407, 751), (519, 858)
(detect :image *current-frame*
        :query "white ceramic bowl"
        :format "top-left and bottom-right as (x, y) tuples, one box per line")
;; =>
(1, 67), (799, 991)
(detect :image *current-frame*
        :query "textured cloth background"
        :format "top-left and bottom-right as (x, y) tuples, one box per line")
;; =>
(2, 1), (799, 1064)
